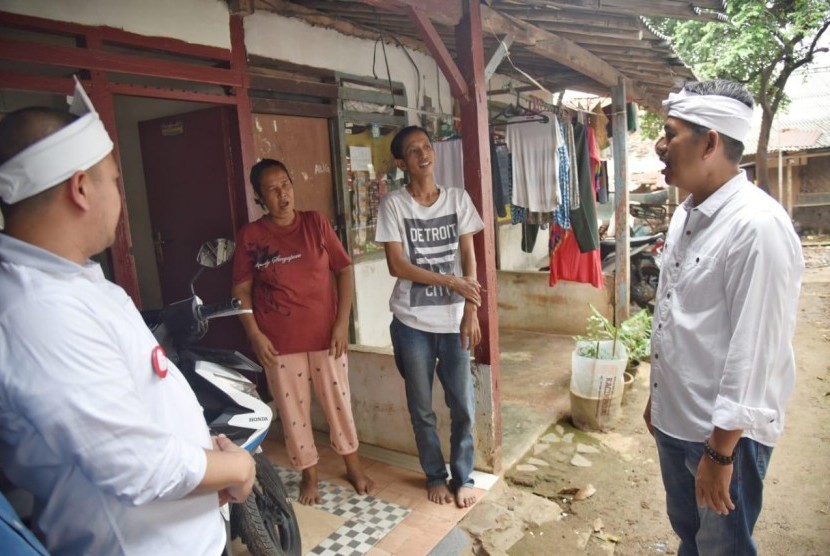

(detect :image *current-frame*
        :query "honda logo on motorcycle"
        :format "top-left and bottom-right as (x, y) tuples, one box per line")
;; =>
(151, 345), (169, 379)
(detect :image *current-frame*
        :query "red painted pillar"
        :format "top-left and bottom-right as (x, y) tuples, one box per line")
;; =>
(229, 14), (259, 224)
(85, 30), (142, 306)
(455, 0), (502, 470)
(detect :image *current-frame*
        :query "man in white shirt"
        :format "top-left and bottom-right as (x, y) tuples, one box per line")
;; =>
(375, 126), (484, 508)
(0, 80), (255, 555)
(644, 79), (804, 555)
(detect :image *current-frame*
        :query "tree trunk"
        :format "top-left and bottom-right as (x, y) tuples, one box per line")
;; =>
(754, 105), (774, 194)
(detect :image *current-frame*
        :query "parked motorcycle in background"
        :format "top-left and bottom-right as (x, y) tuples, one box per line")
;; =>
(143, 238), (301, 556)
(600, 233), (663, 312)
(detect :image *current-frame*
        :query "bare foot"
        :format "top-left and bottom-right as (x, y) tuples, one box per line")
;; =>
(427, 483), (453, 505)
(343, 452), (375, 495)
(455, 485), (477, 508)
(298, 466), (323, 506)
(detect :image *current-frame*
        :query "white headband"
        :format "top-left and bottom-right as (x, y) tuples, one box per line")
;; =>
(663, 89), (754, 143)
(0, 76), (113, 204)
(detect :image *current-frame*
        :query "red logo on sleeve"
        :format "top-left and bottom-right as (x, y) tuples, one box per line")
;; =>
(151, 346), (169, 379)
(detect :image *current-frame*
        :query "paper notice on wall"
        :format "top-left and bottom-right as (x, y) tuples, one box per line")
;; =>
(349, 146), (372, 171)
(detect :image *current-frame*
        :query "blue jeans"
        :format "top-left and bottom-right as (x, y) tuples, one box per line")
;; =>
(654, 428), (772, 556)
(390, 317), (475, 490)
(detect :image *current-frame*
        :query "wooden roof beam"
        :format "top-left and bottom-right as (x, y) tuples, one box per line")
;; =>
(481, 6), (650, 102)
(520, 0), (726, 21)
(404, 4), (468, 99)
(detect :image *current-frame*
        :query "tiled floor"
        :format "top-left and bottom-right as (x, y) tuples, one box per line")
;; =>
(231, 330), (573, 556)
(243, 435), (493, 556)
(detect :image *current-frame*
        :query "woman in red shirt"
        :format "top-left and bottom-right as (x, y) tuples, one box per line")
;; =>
(232, 159), (372, 505)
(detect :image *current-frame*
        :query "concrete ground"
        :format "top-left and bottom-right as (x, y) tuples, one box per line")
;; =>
(456, 242), (830, 555)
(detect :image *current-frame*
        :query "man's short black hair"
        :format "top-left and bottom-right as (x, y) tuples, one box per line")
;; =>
(0, 107), (78, 214)
(681, 79), (754, 164)
(0, 107), (78, 166)
(249, 158), (292, 204)
(390, 126), (430, 160)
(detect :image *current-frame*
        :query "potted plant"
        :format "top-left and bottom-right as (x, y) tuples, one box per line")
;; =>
(574, 305), (652, 374)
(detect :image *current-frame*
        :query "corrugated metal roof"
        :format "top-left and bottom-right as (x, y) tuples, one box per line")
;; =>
(744, 65), (830, 154)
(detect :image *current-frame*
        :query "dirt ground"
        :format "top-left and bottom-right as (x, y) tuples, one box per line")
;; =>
(469, 243), (830, 555)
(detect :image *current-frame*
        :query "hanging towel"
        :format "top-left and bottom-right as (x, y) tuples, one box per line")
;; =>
(506, 114), (560, 213)
(569, 121), (599, 253)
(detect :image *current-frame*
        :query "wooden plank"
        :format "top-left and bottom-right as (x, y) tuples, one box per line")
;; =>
(252, 97), (337, 118)
(521, 0), (724, 21)
(0, 37), (242, 87)
(794, 192), (830, 207)
(107, 82), (237, 104)
(97, 26), (231, 61)
(537, 23), (643, 41)
(612, 77), (630, 325)
(507, 9), (642, 30)
(339, 86), (406, 106)
(481, 6), (626, 91)
(249, 74), (339, 98)
(248, 54), (336, 80)
(340, 110), (404, 126)
(352, 0), (462, 26)
(337, 71), (406, 92)
(0, 71), (77, 95)
(0, 9), (90, 37)
(484, 34), (514, 81)
(405, 4), (468, 99)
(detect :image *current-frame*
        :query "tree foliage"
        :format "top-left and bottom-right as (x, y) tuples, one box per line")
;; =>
(647, 0), (830, 189)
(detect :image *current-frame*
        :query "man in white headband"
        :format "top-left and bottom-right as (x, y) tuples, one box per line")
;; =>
(0, 80), (255, 555)
(644, 79), (804, 555)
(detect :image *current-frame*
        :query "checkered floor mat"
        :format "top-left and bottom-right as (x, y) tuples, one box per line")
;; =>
(275, 466), (411, 555)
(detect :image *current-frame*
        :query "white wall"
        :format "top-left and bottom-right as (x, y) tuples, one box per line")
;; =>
(0, 0), (230, 48)
(497, 221), (550, 271)
(353, 257), (396, 347)
(245, 12), (452, 124)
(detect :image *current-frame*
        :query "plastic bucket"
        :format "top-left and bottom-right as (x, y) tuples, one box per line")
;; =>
(570, 340), (628, 431)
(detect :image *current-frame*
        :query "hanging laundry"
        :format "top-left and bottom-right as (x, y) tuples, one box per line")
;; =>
(587, 126), (602, 194)
(506, 114), (560, 213)
(627, 101), (638, 132)
(597, 161), (610, 204)
(554, 116), (572, 230)
(563, 118), (580, 211)
(593, 104), (610, 150)
(521, 221), (540, 253)
(433, 138), (464, 189)
(548, 224), (604, 288)
(489, 135), (507, 218)
(569, 121), (600, 253)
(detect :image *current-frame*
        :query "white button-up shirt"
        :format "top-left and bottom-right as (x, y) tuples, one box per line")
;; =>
(0, 234), (224, 555)
(650, 171), (803, 447)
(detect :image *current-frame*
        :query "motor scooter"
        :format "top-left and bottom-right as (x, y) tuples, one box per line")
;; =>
(600, 232), (663, 311)
(143, 238), (301, 556)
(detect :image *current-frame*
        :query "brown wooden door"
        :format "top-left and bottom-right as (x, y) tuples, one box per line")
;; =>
(139, 106), (246, 350)
(251, 114), (336, 223)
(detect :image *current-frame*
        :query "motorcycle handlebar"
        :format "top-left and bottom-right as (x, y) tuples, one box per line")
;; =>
(197, 298), (244, 321)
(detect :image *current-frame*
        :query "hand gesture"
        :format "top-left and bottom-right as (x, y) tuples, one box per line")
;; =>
(214, 434), (256, 504)
(452, 276), (482, 306)
(250, 331), (279, 368)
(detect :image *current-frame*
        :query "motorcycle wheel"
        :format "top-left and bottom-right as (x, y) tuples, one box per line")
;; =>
(632, 264), (660, 311)
(231, 453), (301, 556)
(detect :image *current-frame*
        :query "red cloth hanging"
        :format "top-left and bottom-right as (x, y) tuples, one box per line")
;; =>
(549, 224), (604, 288)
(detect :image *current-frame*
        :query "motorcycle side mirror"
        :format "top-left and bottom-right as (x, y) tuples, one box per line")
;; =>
(196, 238), (236, 269)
